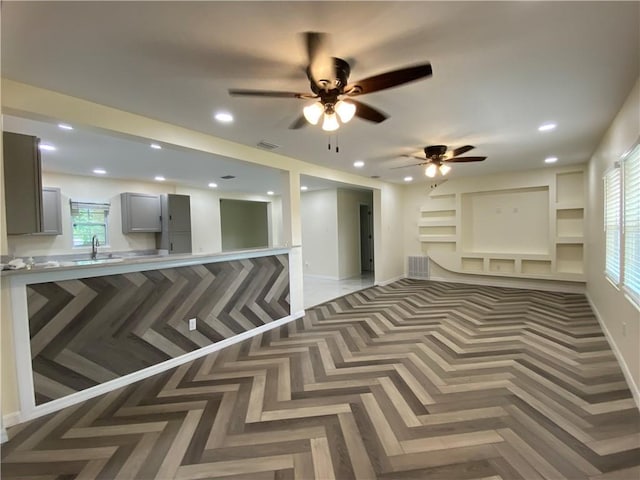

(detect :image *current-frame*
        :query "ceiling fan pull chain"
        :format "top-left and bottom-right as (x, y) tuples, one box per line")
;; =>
(336, 133), (339, 153)
(328, 136), (331, 151)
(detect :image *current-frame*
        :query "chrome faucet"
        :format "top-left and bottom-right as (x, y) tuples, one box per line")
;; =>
(91, 235), (100, 260)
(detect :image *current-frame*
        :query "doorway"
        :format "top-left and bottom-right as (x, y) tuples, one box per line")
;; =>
(360, 204), (374, 273)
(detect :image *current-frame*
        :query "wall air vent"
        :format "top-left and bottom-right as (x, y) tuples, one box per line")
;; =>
(220, 175), (236, 180)
(257, 140), (280, 150)
(407, 256), (430, 279)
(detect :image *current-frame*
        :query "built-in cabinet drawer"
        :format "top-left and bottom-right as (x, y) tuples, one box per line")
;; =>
(121, 192), (162, 233)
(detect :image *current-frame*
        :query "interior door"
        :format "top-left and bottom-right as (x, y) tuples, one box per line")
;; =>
(359, 204), (374, 273)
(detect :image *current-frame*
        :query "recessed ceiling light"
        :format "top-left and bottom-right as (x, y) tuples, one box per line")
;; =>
(353, 160), (365, 168)
(267, 191), (274, 196)
(404, 176), (413, 182)
(150, 143), (162, 150)
(208, 182), (218, 188)
(538, 122), (557, 132)
(39, 144), (56, 151)
(154, 175), (166, 181)
(214, 112), (234, 123)
(93, 168), (107, 175)
(58, 123), (73, 130)
(545, 156), (558, 164)
(301, 185), (308, 191)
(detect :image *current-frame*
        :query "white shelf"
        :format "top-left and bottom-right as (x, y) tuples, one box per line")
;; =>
(418, 218), (457, 227)
(556, 236), (584, 244)
(460, 251), (551, 261)
(555, 202), (584, 210)
(429, 251), (585, 282)
(419, 234), (457, 243)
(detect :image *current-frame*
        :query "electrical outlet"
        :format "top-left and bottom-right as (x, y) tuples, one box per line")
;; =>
(188, 318), (197, 331)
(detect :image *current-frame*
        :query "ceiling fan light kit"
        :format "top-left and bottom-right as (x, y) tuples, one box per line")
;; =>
(303, 102), (324, 125)
(425, 163), (438, 178)
(321, 110), (340, 132)
(395, 144), (487, 177)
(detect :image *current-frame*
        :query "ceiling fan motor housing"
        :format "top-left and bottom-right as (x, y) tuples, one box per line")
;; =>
(308, 57), (351, 95)
(425, 145), (448, 158)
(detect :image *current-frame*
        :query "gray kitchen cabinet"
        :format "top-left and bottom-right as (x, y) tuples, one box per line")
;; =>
(3, 132), (43, 234)
(38, 187), (62, 235)
(121, 192), (161, 233)
(156, 194), (192, 253)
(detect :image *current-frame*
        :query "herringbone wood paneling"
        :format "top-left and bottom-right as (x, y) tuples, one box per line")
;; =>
(4, 280), (639, 479)
(27, 255), (290, 404)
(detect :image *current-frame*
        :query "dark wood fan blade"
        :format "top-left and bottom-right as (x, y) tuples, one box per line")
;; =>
(229, 89), (312, 98)
(452, 145), (475, 157)
(346, 63), (432, 96)
(305, 32), (335, 88)
(390, 162), (426, 169)
(445, 156), (487, 163)
(351, 99), (388, 123)
(289, 114), (308, 130)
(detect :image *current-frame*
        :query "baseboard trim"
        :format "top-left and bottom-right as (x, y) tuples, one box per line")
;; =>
(585, 293), (640, 411)
(427, 275), (586, 294)
(376, 274), (405, 286)
(2, 411), (21, 430)
(11, 311), (305, 426)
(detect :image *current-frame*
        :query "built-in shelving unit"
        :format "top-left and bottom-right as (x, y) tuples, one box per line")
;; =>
(417, 167), (586, 282)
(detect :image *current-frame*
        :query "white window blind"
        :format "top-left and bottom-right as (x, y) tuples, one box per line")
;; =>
(623, 144), (640, 301)
(604, 167), (621, 283)
(70, 201), (110, 247)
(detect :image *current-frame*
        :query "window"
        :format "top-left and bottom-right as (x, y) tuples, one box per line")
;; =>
(70, 201), (110, 247)
(604, 166), (621, 283)
(623, 144), (640, 302)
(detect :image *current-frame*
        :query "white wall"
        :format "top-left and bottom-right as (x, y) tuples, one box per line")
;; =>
(300, 189), (339, 278)
(461, 187), (549, 254)
(403, 165), (587, 289)
(175, 185), (222, 253)
(8, 172), (171, 257)
(337, 188), (373, 279)
(376, 184), (406, 284)
(6, 173), (283, 258)
(586, 77), (640, 400)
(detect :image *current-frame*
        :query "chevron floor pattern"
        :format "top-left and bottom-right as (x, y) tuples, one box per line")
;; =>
(2, 279), (639, 479)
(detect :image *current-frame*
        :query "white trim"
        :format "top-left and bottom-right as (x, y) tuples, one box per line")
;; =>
(302, 274), (340, 281)
(1, 412), (21, 430)
(427, 274), (586, 294)
(586, 293), (640, 411)
(376, 274), (405, 286)
(13, 310), (305, 425)
(1, 427), (7, 444)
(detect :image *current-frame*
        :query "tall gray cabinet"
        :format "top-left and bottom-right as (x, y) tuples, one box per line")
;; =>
(156, 194), (192, 254)
(3, 132), (43, 234)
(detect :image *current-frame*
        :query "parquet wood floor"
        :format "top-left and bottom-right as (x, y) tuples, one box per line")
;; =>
(3, 280), (639, 479)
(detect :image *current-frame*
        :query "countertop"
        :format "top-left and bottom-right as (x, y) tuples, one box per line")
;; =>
(1, 246), (292, 280)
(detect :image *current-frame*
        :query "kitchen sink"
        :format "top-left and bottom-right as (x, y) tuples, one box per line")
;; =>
(72, 257), (124, 266)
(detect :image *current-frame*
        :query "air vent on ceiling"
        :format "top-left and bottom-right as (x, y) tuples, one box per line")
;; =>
(370, 175), (380, 179)
(257, 140), (280, 150)
(220, 175), (236, 180)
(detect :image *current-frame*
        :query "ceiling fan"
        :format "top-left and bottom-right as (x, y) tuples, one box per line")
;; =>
(397, 145), (487, 177)
(228, 32), (433, 131)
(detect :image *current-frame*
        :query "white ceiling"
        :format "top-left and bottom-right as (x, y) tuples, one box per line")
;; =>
(2, 1), (638, 188)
